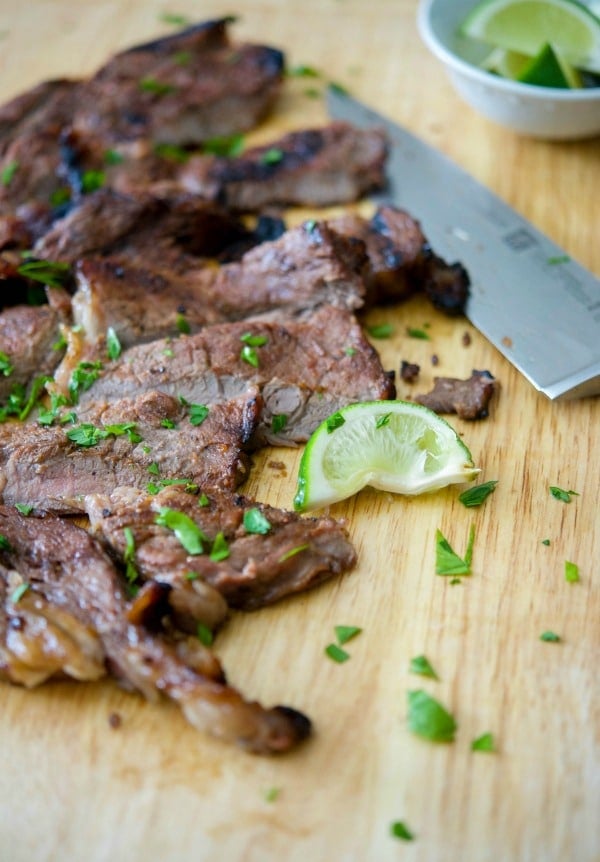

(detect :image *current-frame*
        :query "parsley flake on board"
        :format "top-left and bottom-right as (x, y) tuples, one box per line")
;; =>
(325, 643), (350, 663)
(243, 508), (271, 535)
(260, 147), (284, 165)
(458, 480), (498, 508)
(471, 732), (496, 752)
(540, 631), (561, 643)
(407, 689), (457, 742)
(334, 625), (362, 646)
(263, 786), (281, 803)
(549, 486), (579, 503)
(367, 322), (394, 339)
(409, 655), (439, 680)
(240, 344), (259, 367)
(435, 525), (475, 576)
(565, 561), (580, 583)
(155, 507), (207, 555)
(390, 821), (415, 842)
(541, 538), (551, 546)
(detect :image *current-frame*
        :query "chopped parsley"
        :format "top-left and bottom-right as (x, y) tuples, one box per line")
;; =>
(287, 64), (321, 78)
(202, 133), (245, 158)
(334, 625), (362, 645)
(409, 655), (439, 680)
(471, 732), (496, 752)
(123, 527), (139, 586)
(263, 787), (281, 803)
(435, 525), (475, 576)
(458, 480), (498, 508)
(104, 149), (125, 165)
(65, 422), (139, 448)
(106, 326), (122, 360)
(326, 411), (345, 433)
(565, 561), (580, 583)
(175, 311), (191, 333)
(240, 344), (260, 367)
(0, 534), (12, 551)
(407, 689), (457, 742)
(278, 543), (309, 563)
(343, 346), (356, 356)
(240, 332), (268, 347)
(80, 170), (105, 194)
(196, 623), (214, 647)
(37, 391), (69, 426)
(406, 327), (430, 340)
(209, 532), (230, 562)
(189, 403), (209, 426)
(68, 360), (103, 403)
(1, 159), (19, 187)
(10, 582), (29, 604)
(243, 508), (271, 535)
(173, 50), (192, 66)
(540, 631), (561, 643)
(161, 418), (177, 429)
(16, 259), (71, 288)
(49, 187), (71, 207)
(271, 414), (288, 434)
(541, 538), (551, 546)
(325, 643), (350, 663)
(0, 352), (14, 377)
(139, 77), (176, 95)
(147, 462), (160, 476)
(198, 493), (210, 507)
(367, 322), (394, 339)
(159, 12), (191, 26)
(375, 412), (391, 429)
(155, 507), (207, 555)
(260, 147), (284, 165)
(390, 821), (415, 842)
(547, 254), (570, 265)
(550, 485), (579, 503)
(15, 503), (33, 516)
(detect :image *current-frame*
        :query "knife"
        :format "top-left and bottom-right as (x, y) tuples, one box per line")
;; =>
(327, 88), (600, 400)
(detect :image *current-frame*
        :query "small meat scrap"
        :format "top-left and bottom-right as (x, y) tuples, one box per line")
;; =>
(400, 360), (420, 384)
(415, 370), (497, 420)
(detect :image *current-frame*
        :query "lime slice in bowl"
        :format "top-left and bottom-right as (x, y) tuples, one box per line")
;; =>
(460, 0), (600, 73)
(293, 401), (479, 512)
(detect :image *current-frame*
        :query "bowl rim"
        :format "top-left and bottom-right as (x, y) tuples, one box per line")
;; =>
(417, 0), (600, 103)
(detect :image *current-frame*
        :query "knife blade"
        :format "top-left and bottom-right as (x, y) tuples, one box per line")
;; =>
(327, 88), (600, 400)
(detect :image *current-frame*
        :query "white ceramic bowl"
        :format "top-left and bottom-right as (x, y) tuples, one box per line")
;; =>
(417, 0), (600, 140)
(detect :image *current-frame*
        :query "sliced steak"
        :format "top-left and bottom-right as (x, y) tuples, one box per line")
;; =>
(0, 305), (63, 403)
(0, 507), (311, 753)
(85, 484), (357, 616)
(65, 305), (395, 446)
(415, 370), (497, 419)
(178, 122), (388, 210)
(70, 220), (368, 347)
(332, 205), (470, 314)
(0, 388), (261, 514)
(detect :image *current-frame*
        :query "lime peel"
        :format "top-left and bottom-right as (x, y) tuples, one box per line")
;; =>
(293, 400), (479, 512)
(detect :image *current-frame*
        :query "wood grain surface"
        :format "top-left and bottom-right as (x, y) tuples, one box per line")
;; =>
(0, 2), (598, 861)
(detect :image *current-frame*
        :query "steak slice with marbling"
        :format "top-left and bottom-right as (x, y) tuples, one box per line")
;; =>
(85, 484), (357, 619)
(0, 506), (310, 754)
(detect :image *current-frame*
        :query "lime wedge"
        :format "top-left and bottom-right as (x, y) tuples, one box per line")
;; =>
(460, 0), (600, 73)
(518, 42), (583, 86)
(481, 47), (532, 78)
(293, 401), (479, 512)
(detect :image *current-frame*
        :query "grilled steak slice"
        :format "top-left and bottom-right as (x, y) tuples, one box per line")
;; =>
(332, 205), (470, 314)
(65, 305), (395, 446)
(415, 370), (497, 419)
(0, 305), (63, 404)
(178, 122), (388, 210)
(85, 485), (357, 614)
(33, 188), (249, 267)
(69, 220), (368, 347)
(0, 507), (311, 753)
(0, 388), (260, 514)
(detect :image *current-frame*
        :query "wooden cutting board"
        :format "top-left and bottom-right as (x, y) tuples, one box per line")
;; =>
(1, 2), (598, 861)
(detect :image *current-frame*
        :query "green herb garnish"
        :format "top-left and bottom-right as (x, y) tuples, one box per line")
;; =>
(325, 643), (350, 663)
(540, 631), (561, 643)
(326, 412), (345, 433)
(104, 149), (124, 165)
(198, 493), (210, 507)
(334, 625), (362, 646)
(15, 503), (33, 516)
(243, 508), (271, 535)
(550, 486), (578, 503)
(106, 326), (122, 360)
(159, 12), (191, 26)
(390, 821), (415, 842)
(260, 147), (284, 165)
(278, 543), (309, 563)
(471, 732), (496, 752)
(123, 527), (139, 585)
(367, 322), (394, 339)
(547, 254), (570, 265)
(407, 689), (457, 742)
(175, 311), (191, 333)
(49, 187), (71, 207)
(147, 462), (160, 476)
(407, 327), (430, 340)
(409, 655), (439, 680)
(0, 534), (12, 551)
(68, 360), (103, 402)
(375, 412), (391, 429)
(161, 418), (176, 429)
(139, 77), (175, 95)
(155, 507), (207, 555)
(240, 332), (268, 347)
(196, 622), (214, 647)
(1, 160), (19, 187)
(10, 582), (29, 604)
(271, 414), (288, 434)
(16, 259), (71, 288)
(202, 133), (245, 157)
(209, 532), (230, 562)
(435, 525), (475, 576)
(65, 424), (109, 448)
(240, 344), (259, 367)
(565, 561), (580, 583)
(458, 480), (498, 508)
(263, 787), (281, 802)
(81, 170), (105, 194)
(0, 352), (14, 377)
(541, 538), (551, 546)
(328, 81), (350, 96)
(189, 404), (209, 426)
